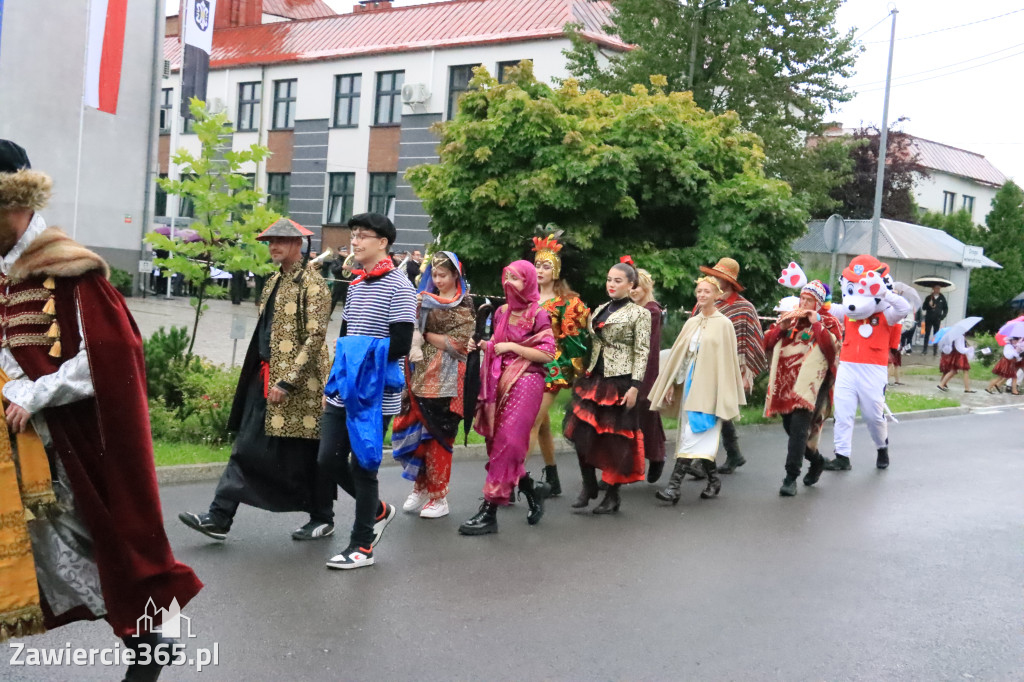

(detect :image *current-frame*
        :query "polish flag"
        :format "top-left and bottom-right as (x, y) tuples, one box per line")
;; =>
(83, 0), (128, 114)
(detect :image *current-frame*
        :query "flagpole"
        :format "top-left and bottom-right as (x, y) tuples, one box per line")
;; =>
(72, 0), (94, 241)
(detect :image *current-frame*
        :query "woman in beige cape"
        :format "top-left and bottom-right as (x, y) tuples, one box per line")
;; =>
(649, 275), (745, 502)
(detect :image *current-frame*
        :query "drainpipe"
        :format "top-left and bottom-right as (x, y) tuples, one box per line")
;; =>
(139, 0), (164, 295)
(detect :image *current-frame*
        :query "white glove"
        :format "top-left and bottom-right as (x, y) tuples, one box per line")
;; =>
(409, 329), (425, 363)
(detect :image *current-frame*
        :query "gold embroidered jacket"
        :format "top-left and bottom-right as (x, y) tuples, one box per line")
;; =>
(259, 262), (330, 439)
(586, 301), (651, 383)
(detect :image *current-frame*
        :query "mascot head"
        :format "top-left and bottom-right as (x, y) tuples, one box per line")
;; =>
(839, 255), (891, 320)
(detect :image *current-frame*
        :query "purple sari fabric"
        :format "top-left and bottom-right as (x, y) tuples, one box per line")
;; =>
(476, 261), (555, 504)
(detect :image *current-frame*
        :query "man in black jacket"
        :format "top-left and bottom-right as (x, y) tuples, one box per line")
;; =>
(921, 285), (948, 355)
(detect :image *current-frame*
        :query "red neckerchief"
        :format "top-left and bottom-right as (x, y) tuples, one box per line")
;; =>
(351, 257), (395, 285)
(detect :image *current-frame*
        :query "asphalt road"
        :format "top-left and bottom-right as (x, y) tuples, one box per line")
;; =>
(5, 409), (1023, 682)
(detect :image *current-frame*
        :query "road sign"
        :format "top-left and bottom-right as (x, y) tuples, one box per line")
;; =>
(137, 259), (153, 274)
(230, 315), (248, 340)
(962, 245), (985, 268)
(823, 214), (846, 254)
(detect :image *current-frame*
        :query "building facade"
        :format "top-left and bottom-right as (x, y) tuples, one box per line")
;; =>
(0, 0), (164, 273)
(159, 0), (625, 252)
(908, 136), (1007, 224)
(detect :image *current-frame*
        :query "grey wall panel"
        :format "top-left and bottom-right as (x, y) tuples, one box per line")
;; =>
(394, 113), (442, 252)
(289, 119), (329, 249)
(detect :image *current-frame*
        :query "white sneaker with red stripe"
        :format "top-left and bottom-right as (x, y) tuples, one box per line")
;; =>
(419, 497), (449, 519)
(403, 489), (429, 513)
(325, 545), (374, 570)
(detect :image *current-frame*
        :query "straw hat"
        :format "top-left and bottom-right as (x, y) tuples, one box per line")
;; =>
(699, 257), (744, 292)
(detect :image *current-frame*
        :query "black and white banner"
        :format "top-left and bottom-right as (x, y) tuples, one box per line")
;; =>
(180, 0), (217, 118)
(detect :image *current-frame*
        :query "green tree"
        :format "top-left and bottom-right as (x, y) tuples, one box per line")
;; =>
(918, 209), (979, 244)
(562, 0), (859, 213)
(405, 65), (807, 311)
(969, 182), (1024, 329)
(147, 99), (279, 356)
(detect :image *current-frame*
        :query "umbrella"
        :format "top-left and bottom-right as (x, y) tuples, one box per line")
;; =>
(461, 300), (494, 445)
(891, 281), (922, 311)
(997, 319), (1024, 341)
(773, 296), (799, 313)
(913, 276), (955, 291)
(1010, 291), (1024, 311)
(151, 226), (201, 242)
(929, 316), (982, 346)
(209, 267), (233, 280)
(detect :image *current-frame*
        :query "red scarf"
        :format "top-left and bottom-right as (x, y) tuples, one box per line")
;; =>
(351, 257), (396, 285)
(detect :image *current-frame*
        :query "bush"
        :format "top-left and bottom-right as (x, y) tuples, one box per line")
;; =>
(144, 326), (240, 445)
(109, 267), (134, 297)
(972, 331), (1000, 368)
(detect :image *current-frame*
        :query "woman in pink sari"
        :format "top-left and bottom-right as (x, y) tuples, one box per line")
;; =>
(459, 260), (556, 536)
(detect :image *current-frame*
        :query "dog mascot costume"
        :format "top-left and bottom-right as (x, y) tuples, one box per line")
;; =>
(823, 255), (912, 471)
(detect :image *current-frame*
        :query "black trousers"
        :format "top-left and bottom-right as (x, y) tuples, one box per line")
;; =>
(315, 404), (384, 548)
(721, 418), (740, 457)
(923, 319), (942, 354)
(781, 409), (816, 479)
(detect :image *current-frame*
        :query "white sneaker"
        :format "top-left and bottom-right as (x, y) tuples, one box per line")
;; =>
(419, 497), (450, 519)
(403, 489), (429, 513)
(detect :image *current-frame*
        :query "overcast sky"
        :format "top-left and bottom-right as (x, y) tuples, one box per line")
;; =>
(171, 0), (1023, 181)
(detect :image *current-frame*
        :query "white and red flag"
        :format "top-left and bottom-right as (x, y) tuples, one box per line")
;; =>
(83, 0), (128, 114)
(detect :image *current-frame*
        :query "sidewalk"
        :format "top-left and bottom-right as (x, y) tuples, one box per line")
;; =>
(891, 345), (1022, 410)
(127, 295), (343, 367)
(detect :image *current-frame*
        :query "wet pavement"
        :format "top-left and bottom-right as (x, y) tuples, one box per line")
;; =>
(7, 408), (1023, 681)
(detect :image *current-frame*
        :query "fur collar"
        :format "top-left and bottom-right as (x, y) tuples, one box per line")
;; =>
(9, 227), (109, 282)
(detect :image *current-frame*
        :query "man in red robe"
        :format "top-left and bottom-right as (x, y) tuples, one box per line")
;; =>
(0, 140), (202, 681)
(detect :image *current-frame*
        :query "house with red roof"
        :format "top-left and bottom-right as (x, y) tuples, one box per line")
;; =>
(159, 0), (628, 252)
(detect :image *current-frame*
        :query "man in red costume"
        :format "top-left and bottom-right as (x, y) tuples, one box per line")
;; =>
(0, 140), (202, 681)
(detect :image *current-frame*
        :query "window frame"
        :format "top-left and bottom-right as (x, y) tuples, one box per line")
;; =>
(942, 191), (957, 215)
(326, 173), (357, 225)
(374, 71), (404, 126)
(447, 64), (478, 121)
(332, 74), (362, 128)
(272, 79), (297, 130)
(496, 59), (530, 84)
(159, 88), (173, 134)
(154, 173), (168, 217)
(962, 194), (975, 217)
(267, 172), (291, 214)
(367, 173), (397, 216)
(236, 81), (262, 132)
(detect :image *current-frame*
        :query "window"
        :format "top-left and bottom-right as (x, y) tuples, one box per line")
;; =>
(942, 191), (957, 215)
(497, 59), (530, 84)
(272, 79), (297, 129)
(447, 65), (477, 120)
(374, 71), (404, 125)
(182, 115), (196, 134)
(232, 173), (256, 222)
(237, 82), (261, 132)
(159, 88), (173, 133)
(178, 175), (196, 218)
(327, 173), (356, 224)
(962, 195), (975, 217)
(154, 174), (168, 217)
(267, 173), (291, 214)
(333, 74), (361, 127)
(368, 173), (396, 216)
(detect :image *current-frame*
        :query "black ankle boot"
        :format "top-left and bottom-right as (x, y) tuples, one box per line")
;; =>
(572, 464), (599, 508)
(700, 460), (721, 499)
(542, 464), (562, 497)
(646, 460), (665, 483)
(122, 633), (176, 681)
(458, 501), (498, 535)
(593, 484), (621, 514)
(518, 474), (546, 525)
(876, 440), (889, 469)
(655, 459), (689, 505)
(803, 451), (825, 486)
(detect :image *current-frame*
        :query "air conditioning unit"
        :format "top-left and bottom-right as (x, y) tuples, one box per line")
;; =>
(162, 59), (171, 79)
(401, 83), (430, 104)
(208, 97), (226, 114)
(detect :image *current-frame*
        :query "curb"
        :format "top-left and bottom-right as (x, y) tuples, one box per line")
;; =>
(154, 404), (973, 486)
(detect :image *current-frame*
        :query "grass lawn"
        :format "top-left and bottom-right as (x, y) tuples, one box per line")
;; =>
(153, 440), (231, 468)
(902, 363), (996, 382)
(152, 390), (961, 467)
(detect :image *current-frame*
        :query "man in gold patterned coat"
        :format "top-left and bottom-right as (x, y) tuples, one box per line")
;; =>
(179, 219), (333, 542)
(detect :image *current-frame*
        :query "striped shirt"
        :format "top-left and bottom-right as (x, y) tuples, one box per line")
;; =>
(326, 267), (417, 414)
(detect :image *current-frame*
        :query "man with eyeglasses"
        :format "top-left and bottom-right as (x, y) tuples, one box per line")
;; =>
(318, 213), (417, 569)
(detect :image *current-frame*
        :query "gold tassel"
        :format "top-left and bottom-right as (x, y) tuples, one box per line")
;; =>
(46, 321), (59, 338)
(48, 340), (61, 358)
(42, 276), (56, 290)
(42, 297), (56, 315)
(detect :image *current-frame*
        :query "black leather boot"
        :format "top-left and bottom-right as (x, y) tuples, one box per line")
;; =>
(700, 460), (721, 499)
(803, 451), (825, 486)
(518, 474), (546, 525)
(542, 464), (562, 497)
(876, 440), (890, 469)
(572, 463), (599, 508)
(592, 484), (621, 514)
(458, 501), (498, 535)
(122, 633), (176, 681)
(655, 459), (689, 505)
(823, 454), (852, 471)
(646, 460), (665, 483)
(718, 421), (746, 474)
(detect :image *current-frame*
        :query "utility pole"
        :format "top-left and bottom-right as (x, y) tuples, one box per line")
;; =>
(870, 7), (898, 258)
(686, 1), (700, 90)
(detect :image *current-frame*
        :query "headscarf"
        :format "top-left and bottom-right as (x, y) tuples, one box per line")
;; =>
(493, 259), (540, 343)
(416, 250), (470, 331)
